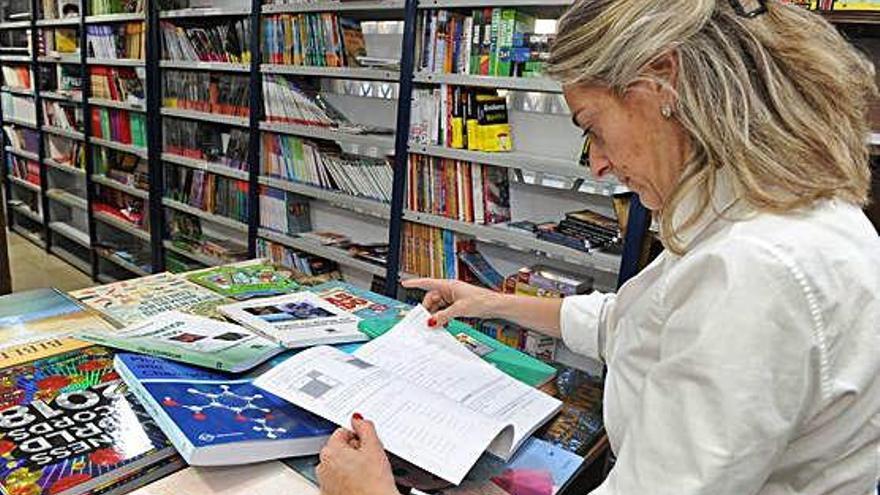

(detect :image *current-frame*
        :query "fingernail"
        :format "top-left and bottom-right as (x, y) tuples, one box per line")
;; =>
(352, 412), (363, 421)
(427, 317), (437, 327)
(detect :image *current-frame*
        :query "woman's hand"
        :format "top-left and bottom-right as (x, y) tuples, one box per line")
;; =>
(401, 278), (503, 327)
(316, 414), (399, 495)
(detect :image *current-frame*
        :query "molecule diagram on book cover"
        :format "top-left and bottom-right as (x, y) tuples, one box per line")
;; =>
(161, 384), (288, 440)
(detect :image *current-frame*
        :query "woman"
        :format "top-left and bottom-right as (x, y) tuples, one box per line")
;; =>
(316, 1), (880, 493)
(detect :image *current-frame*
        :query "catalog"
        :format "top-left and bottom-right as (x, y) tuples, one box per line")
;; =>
(79, 311), (284, 372)
(219, 292), (365, 348)
(253, 306), (562, 485)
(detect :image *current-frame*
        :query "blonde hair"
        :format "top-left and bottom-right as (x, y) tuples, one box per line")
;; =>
(547, 0), (876, 253)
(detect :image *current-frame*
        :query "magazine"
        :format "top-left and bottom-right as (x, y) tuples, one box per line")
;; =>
(0, 288), (116, 347)
(186, 261), (303, 301)
(309, 281), (410, 320)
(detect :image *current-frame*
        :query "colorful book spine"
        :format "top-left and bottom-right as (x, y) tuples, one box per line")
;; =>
(163, 118), (250, 171)
(91, 107), (145, 147)
(164, 164), (250, 223)
(162, 71), (249, 118)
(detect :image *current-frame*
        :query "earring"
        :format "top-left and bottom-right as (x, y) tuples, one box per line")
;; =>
(661, 105), (673, 119)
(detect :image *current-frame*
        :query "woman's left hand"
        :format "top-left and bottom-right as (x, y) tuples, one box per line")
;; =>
(316, 414), (400, 495)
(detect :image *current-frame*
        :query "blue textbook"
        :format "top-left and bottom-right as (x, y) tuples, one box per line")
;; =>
(115, 353), (335, 466)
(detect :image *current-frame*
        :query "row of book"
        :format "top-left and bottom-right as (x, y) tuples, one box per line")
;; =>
(43, 100), (82, 131)
(162, 71), (249, 117)
(402, 222), (463, 279)
(163, 118), (250, 171)
(90, 66), (145, 104)
(262, 133), (393, 201)
(2, 93), (37, 124)
(87, 23), (146, 60)
(166, 210), (248, 262)
(161, 19), (251, 64)
(164, 165), (250, 223)
(411, 85), (513, 152)
(40, 26), (79, 57)
(260, 188), (311, 235)
(1, 65), (32, 90)
(94, 147), (148, 190)
(91, 107), (147, 147)
(506, 208), (622, 253)
(417, 8), (550, 78)
(263, 13), (365, 68)
(263, 76), (336, 126)
(9, 154), (41, 185)
(4, 126), (39, 155)
(40, 0), (81, 20)
(43, 64), (83, 95)
(47, 134), (86, 168)
(408, 154), (511, 224)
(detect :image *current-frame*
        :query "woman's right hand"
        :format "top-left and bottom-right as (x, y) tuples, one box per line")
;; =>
(401, 278), (503, 327)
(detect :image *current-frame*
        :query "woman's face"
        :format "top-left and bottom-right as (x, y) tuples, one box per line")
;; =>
(563, 83), (690, 211)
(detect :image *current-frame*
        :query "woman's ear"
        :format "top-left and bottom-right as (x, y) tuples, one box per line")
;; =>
(646, 50), (679, 94)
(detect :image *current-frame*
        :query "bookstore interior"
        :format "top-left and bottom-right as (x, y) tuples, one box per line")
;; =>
(0, 0), (876, 493)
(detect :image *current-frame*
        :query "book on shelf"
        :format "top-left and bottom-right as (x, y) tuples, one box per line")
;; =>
(160, 19), (250, 64)
(46, 134), (86, 168)
(411, 85), (513, 152)
(164, 165), (250, 223)
(79, 311), (284, 372)
(256, 238), (342, 281)
(163, 118), (250, 171)
(9, 155), (41, 186)
(2, 65), (32, 90)
(91, 107), (147, 147)
(185, 260), (304, 301)
(43, 100), (83, 131)
(115, 352), (336, 466)
(254, 306), (562, 485)
(457, 248), (504, 291)
(90, 66), (146, 105)
(0, 340), (177, 495)
(165, 212), (249, 262)
(69, 272), (230, 328)
(263, 13), (363, 68)
(86, 23), (146, 60)
(298, 230), (349, 246)
(0, 287), (115, 347)
(219, 291), (366, 348)
(260, 187), (313, 236)
(2, 93), (37, 125)
(41, 26), (79, 57)
(3, 126), (40, 154)
(40, 0), (81, 20)
(95, 183), (147, 224)
(310, 280), (410, 320)
(89, 0), (144, 16)
(403, 223), (469, 279)
(126, 462), (318, 495)
(94, 146), (148, 189)
(162, 71), (249, 117)
(347, 241), (390, 266)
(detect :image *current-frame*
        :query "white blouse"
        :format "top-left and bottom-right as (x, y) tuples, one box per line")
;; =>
(560, 180), (880, 494)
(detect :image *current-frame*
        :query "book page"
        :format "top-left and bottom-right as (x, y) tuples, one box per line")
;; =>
(253, 345), (510, 485)
(354, 306), (561, 459)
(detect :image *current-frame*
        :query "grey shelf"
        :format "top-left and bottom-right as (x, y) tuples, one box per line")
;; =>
(259, 176), (391, 220)
(49, 221), (90, 247)
(0, 21), (33, 30)
(260, 121), (395, 158)
(413, 72), (561, 92)
(161, 153), (249, 181)
(84, 13), (145, 23)
(163, 241), (235, 267)
(162, 198), (249, 232)
(258, 228), (387, 276)
(44, 158), (85, 176)
(94, 211), (151, 241)
(11, 225), (46, 247)
(89, 97), (146, 112)
(42, 125), (84, 140)
(1, 86), (33, 96)
(86, 58), (145, 67)
(159, 7), (251, 18)
(8, 175), (40, 192)
(38, 54), (81, 64)
(4, 146), (39, 161)
(261, 64), (399, 81)
(50, 245), (92, 275)
(262, 0), (404, 14)
(10, 204), (43, 223)
(40, 91), (82, 103)
(36, 17), (81, 27)
(6, 117), (38, 128)
(46, 188), (88, 210)
(0, 55), (31, 63)
(90, 137), (148, 158)
(91, 174), (149, 200)
(160, 60), (250, 72)
(161, 107), (249, 127)
(98, 251), (151, 277)
(402, 209), (623, 274)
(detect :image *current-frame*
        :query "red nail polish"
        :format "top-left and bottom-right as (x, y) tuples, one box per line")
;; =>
(352, 412), (363, 421)
(427, 317), (437, 327)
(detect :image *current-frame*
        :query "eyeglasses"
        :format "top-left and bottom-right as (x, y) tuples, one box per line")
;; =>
(579, 134), (591, 167)
(728, 0), (767, 18)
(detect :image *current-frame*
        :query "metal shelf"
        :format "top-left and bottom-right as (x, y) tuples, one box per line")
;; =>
(159, 7), (251, 18)
(44, 158), (85, 176)
(820, 10), (880, 24)
(94, 211), (151, 241)
(258, 228), (387, 276)
(86, 58), (145, 67)
(40, 91), (82, 103)
(46, 188), (88, 210)
(38, 54), (81, 64)
(163, 240), (230, 267)
(6, 117), (38, 129)
(98, 251), (151, 277)
(161, 107), (250, 127)
(91, 174), (149, 200)
(42, 125), (84, 140)
(0, 21), (33, 30)
(160, 60), (250, 72)
(90, 137), (148, 158)
(36, 17), (81, 27)
(49, 221), (91, 247)
(1, 86), (33, 96)
(261, 64), (399, 81)
(419, 0), (571, 7)
(89, 97), (146, 112)
(262, 0), (404, 14)
(161, 153), (249, 181)
(258, 175), (391, 220)
(402, 210), (623, 274)
(85, 13), (145, 23)
(162, 198), (249, 232)
(8, 175), (40, 192)
(4, 146), (39, 161)
(10, 204), (43, 223)
(260, 121), (395, 158)
(50, 245), (92, 275)
(10, 224), (46, 247)
(413, 72), (561, 92)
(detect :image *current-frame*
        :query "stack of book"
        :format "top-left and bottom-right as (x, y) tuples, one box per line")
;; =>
(530, 209), (621, 253)
(1, 65), (32, 90)
(260, 188), (312, 235)
(90, 66), (146, 105)
(408, 154), (510, 224)
(90, 0), (144, 16)
(411, 85), (513, 152)
(160, 19), (251, 64)
(87, 23), (146, 60)
(163, 118), (250, 171)
(164, 165), (250, 223)
(91, 107), (147, 147)
(262, 76), (337, 127)
(9, 155), (41, 186)
(162, 71), (249, 117)
(42, 100), (83, 131)
(2, 93), (37, 124)
(263, 13), (365, 68)
(95, 185), (147, 227)
(166, 212), (249, 262)
(94, 147), (149, 190)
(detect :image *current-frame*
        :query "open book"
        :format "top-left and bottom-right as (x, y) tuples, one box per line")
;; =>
(253, 306), (562, 485)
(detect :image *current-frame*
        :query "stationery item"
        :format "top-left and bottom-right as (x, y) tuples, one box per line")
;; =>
(186, 261), (303, 300)
(79, 311), (284, 372)
(254, 306), (561, 485)
(219, 292), (365, 348)
(115, 353), (335, 466)
(309, 280), (410, 320)
(70, 272), (230, 328)
(127, 462), (319, 495)
(0, 342), (176, 495)
(0, 288), (116, 348)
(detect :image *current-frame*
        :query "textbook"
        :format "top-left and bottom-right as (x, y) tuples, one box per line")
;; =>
(79, 311), (284, 372)
(0, 343), (176, 495)
(0, 288), (116, 348)
(254, 306), (561, 485)
(219, 292), (366, 348)
(115, 353), (335, 466)
(70, 273), (229, 327)
(186, 261), (303, 301)
(309, 280), (411, 320)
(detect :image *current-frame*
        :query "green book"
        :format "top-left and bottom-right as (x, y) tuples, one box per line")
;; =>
(358, 317), (556, 387)
(131, 113), (146, 148)
(100, 110), (111, 141)
(78, 310), (284, 372)
(489, 8), (502, 76)
(497, 9), (535, 77)
(186, 261), (303, 301)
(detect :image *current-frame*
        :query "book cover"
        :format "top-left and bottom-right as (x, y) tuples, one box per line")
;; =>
(309, 281), (410, 320)
(114, 353), (335, 466)
(0, 344), (176, 495)
(79, 311), (284, 373)
(457, 250), (504, 291)
(219, 292), (365, 348)
(70, 273), (230, 328)
(0, 288), (116, 348)
(186, 262), (303, 301)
